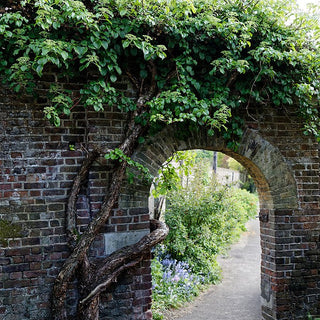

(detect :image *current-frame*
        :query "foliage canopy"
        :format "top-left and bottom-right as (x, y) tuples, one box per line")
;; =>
(0, 0), (319, 142)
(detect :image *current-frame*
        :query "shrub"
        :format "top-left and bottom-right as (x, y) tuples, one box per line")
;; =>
(164, 173), (258, 279)
(151, 159), (258, 317)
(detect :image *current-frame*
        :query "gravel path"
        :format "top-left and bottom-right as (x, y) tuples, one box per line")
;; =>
(167, 218), (261, 320)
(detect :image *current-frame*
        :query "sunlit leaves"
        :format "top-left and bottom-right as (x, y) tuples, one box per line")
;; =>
(163, 159), (259, 278)
(44, 106), (62, 127)
(123, 34), (167, 60)
(0, 0), (319, 141)
(22, 0), (96, 30)
(105, 148), (152, 182)
(30, 39), (72, 75)
(152, 151), (197, 198)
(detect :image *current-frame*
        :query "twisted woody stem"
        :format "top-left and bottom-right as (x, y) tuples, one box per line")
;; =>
(52, 84), (160, 319)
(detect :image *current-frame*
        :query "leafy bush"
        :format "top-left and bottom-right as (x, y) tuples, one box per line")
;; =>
(151, 162), (258, 317)
(164, 172), (257, 279)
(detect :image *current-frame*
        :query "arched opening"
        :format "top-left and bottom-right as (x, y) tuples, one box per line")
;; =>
(148, 148), (261, 319)
(131, 124), (299, 320)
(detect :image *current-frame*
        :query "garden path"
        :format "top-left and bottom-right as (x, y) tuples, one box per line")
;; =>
(167, 217), (261, 320)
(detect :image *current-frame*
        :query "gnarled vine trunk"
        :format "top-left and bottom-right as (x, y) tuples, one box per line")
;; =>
(52, 90), (168, 320)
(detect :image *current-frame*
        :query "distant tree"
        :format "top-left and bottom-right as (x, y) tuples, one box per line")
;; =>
(217, 153), (229, 168)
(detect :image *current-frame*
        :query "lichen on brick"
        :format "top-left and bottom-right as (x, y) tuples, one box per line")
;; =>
(0, 219), (23, 246)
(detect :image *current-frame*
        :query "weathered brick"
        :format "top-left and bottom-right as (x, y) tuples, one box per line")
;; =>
(2, 263), (30, 273)
(1, 75), (320, 320)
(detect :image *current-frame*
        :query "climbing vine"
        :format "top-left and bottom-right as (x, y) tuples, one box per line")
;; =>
(0, 0), (319, 319)
(1, 0), (319, 140)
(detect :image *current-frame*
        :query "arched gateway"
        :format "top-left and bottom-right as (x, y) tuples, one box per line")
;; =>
(1, 98), (319, 320)
(133, 125), (301, 320)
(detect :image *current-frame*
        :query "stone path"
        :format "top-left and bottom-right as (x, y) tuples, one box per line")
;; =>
(168, 218), (261, 320)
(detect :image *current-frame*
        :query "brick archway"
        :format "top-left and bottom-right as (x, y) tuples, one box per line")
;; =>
(132, 125), (299, 320)
(1, 100), (319, 320)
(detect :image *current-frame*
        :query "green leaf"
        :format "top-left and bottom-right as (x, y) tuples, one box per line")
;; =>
(138, 137), (145, 144)
(140, 69), (148, 78)
(119, 8), (127, 16)
(35, 64), (43, 76)
(115, 65), (122, 75)
(60, 51), (69, 60)
(93, 40), (102, 49)
(101, 41), (109, 49)
(74, 46), (87, 56)
(20, 65), (28, 72)
(14, 84), (21, 92)
(122, 39), (130, 48)
(110, 75), (117, 82)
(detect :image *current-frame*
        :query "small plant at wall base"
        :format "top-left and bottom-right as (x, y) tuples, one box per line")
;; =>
(0, 0), (319, 319)
(151, 247), (207, 318)
(151, 159), (258, 318)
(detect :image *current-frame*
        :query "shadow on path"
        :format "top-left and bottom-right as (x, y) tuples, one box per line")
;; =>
(168, 218), (261, 320)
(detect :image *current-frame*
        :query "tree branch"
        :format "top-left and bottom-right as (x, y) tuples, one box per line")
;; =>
(126, 71), (139, 91)
(77, 254), (100, 320)
(52, 70), (160, 319)
(80, 259), (142, 307)
(66, 149), (100, 249)
(226, 71), (238, 88)
(166, 69), (178, 82)
(139, 78), (145, 96)
(52, 123), (145, 320)
(79, 220), (169, 307)
(147, 61), (158, 100)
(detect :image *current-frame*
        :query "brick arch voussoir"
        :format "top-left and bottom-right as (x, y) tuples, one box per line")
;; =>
(133, 125), (298, 212)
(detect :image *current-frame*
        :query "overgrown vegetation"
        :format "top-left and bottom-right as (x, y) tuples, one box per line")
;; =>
(151, 155), (258, 318)
(0, 0), (318, 318)
(0, 0), (319, 142)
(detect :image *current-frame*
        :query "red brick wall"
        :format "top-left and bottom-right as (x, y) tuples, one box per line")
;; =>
(1, 80), (320, 320)
(0, 82), (153, 319)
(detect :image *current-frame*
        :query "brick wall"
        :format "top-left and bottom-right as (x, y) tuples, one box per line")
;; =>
(1, 79), (320, 320)
(133, 105), (320, 320)
(0, 80), (152, 320)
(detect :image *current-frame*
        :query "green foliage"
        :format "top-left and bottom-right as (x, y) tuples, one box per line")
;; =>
(151, 159), (258, 316)
(164, 163), (258, 280)
(194, 149), (213, 162)
(216, 152), (243, 171)
(104, 148), (152, 182)
(152, 150), (197, 197)
(122, 33), (167, 60)
(217, 152), (228, 168)
(0, 0), (319, 143)
(227, 157), (243, 171)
